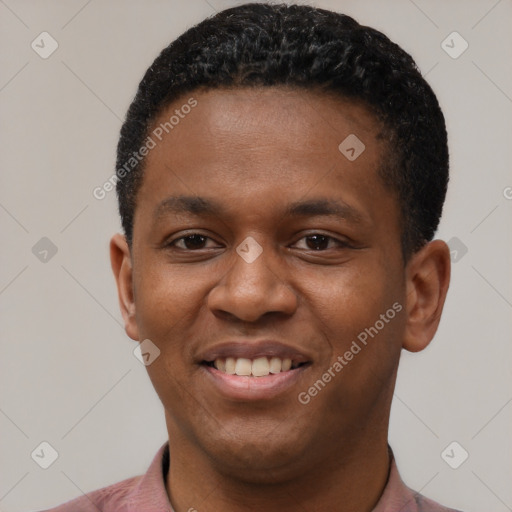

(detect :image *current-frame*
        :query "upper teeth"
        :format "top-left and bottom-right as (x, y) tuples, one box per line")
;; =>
(214, 356), (294, 377)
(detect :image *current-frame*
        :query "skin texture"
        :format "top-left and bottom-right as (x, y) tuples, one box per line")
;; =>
(111, 87), (451, 512)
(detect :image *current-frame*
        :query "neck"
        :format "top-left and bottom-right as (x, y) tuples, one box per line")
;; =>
(165, 429), (391, 512)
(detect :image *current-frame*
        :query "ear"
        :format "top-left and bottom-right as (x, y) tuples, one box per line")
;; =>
(110, 233), (139, 341)
(402, 240), (451, 352)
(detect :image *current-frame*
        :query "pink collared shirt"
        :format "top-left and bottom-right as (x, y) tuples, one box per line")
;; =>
(41, 443), (462, 512)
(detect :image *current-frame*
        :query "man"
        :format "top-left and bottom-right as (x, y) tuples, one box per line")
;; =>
(44, 3), (459, 511)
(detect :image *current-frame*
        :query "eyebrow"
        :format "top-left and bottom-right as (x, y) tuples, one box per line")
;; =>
(284, 198), (365, 224)
(154, 195), (224, 221)
(153, 195), (365, 224)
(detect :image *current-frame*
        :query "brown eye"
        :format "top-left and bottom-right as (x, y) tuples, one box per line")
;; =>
(185, 235), (207, 249)
(174, 234), (208, 250)
(292, 233), (350, 251)
(305, 235), (331, 250)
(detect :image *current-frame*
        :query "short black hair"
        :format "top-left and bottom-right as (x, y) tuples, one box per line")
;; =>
(116, 2), (448, 257)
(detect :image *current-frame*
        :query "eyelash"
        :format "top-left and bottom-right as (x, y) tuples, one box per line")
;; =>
(170, 234), (221, 250)
(167, 233), (352, 251)
(293, 234), (350, 250)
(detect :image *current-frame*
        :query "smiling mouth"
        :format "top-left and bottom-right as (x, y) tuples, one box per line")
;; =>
(202, 357), (310, 377)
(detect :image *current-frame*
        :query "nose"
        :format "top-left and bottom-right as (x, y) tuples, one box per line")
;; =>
(207, 243), (298, 323)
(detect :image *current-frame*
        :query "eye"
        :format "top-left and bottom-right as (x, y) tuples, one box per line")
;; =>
(170, 234), (220, 250)
(292, 234), (348, 251)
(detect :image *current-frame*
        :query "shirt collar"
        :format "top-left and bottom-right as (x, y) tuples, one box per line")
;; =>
(126, 442), (432, 512)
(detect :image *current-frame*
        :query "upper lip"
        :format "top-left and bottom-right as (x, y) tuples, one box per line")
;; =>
(197, 340), (312, 364)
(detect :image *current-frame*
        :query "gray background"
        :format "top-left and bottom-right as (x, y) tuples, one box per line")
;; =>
(1, 0), (511, 511)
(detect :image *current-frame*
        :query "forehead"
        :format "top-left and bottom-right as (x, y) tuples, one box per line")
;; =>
(144, 87), (387, 185)
(151, 86), (383, 156)
(136, 86), (396, 234)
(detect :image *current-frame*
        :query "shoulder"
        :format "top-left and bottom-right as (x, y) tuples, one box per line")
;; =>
(37, 442), (171, 512)
(38, 475), (142, 512)
(379, 447), (466, 512)
(414, 492), (465, 512)
(413, 492), (464, 511)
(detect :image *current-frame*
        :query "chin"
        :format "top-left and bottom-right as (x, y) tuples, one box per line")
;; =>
(199, 421), (312, 483)
(211, 445), (307, 484)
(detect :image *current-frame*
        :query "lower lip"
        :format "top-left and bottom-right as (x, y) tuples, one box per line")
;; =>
(201, 364), (310, 401)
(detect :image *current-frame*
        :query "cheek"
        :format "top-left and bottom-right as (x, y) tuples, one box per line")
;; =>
(301, 261), (404, 381)
(301, 267), (404, 410)
(302, 264), (392, 337)
(133, 264), (212, 407)
(133, 262), (216, 371)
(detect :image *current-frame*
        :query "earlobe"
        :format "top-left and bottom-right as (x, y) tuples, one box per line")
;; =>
(402, 240), (451, 353)
(110, 233), (139, 341)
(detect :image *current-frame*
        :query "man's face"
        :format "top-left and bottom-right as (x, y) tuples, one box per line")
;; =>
(126, 87), (407, 479)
